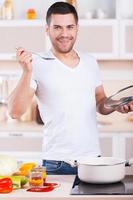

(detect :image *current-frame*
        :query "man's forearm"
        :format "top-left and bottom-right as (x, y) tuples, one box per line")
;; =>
(8, 71), (34, 119)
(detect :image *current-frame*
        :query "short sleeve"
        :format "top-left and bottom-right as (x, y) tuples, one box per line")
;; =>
(30, 77), (37, 90)
(30, 59), (37, 91)
(94, 59), (102, 88)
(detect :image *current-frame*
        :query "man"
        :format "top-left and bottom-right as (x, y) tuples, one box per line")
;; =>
(8, 2), (133, 175)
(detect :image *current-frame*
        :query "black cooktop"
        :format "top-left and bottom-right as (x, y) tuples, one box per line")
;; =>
(71, 175), (133, 195)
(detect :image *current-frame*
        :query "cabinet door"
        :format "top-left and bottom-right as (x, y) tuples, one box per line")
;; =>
(125, 135), (133, 175)
(75, 20), (119, 60)
(0, 25), (47, 55)
(120, 20), (133, 59)
(100, 135), (113, 156)
(0, 132), (42, 151)
(0, 131), (43, 163)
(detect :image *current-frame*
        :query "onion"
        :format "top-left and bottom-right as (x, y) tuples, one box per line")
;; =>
(0, 155), (18, 176)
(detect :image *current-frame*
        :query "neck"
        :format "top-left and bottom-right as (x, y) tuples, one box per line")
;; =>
(51, 48), (80, 68)
(51, 48), (77, 60)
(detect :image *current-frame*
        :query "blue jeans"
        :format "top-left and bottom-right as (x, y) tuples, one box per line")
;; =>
(42, 160), (77, 175)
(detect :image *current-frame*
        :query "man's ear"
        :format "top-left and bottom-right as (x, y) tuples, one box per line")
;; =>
(45, 25), (49, 36)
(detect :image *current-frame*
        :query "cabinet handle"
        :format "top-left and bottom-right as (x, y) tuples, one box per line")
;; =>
(8, 133), (23, 137)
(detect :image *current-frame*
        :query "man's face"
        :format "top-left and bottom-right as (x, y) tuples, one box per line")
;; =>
(46, 13), (78, 53)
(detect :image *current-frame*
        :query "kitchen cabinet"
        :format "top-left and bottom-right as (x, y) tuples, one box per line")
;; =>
(0, 130), (43, 163)
(0, 0), (133, 60)
(100, 132), (133, 175)
(0, 129), (114, 162)
(100, 133), (124, 158)
(100, 134), (113, 157)
(119, 20), (133, 59)
(0, 123), (133, 175)
(125, 134), (133, 175)
(0, 20), (47, 60)
(75, 20), (118, 60)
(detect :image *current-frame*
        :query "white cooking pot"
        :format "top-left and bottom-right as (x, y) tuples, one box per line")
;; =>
(76, 157), (133, 184)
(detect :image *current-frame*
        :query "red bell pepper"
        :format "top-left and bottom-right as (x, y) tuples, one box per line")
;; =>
(0, 178), (13, 193)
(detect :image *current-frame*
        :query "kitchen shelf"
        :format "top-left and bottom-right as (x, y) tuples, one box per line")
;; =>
(1, 0), (133, 21)
(0, 0), (133, 60)
(0, 19), (44, 27)
(0, 18), (117, 27)
(78, 0), (116, 19)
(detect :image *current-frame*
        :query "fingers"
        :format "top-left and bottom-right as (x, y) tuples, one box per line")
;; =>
(128, 101), (133, 112)
(116, 101), (133, 113)
(16, 47), (32, 64)
(116, 105), (128, 113)
(16, 47), (32, 72)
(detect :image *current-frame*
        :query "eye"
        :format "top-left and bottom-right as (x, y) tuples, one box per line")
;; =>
(54, 26), (61, 30)
(67, 25), (75, 30)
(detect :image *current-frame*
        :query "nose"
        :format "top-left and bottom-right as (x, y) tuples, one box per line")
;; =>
(60, 27), (68, 37)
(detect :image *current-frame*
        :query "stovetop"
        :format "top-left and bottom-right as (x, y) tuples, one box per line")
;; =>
(71, 175), (133, 195)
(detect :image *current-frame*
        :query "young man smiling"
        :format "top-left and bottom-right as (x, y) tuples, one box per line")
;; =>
(8, 2), (133, 175)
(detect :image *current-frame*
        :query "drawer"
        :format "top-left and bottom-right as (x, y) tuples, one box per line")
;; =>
(0, 137), (42, 151)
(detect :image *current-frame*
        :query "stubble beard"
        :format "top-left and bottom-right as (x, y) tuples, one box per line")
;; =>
(51, 36), (76, 54)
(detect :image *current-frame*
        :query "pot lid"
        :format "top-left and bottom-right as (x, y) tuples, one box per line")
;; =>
(78, 157), (125, 166)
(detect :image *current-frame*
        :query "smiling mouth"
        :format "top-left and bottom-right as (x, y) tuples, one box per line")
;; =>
(58, 36), (73, 42)
(58, 38), (70, 42)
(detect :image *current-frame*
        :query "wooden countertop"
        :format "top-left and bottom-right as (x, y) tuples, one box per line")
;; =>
(0, 175), (133, 200)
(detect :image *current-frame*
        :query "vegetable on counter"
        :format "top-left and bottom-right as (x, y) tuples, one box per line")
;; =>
(0, 176), (28, 189)
(0, 155), (18, 176)
(17, 162), (37, 176)
(0, 177), (13, 193)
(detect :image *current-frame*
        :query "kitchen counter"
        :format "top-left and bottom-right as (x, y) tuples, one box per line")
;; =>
(0, 175), (133, 200)
(97, 112), (133, 133)
(0, 120), (43, 132)
(0, 113), (133, 133)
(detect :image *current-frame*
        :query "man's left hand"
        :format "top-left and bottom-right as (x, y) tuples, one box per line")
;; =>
(116, 101), (133, 113)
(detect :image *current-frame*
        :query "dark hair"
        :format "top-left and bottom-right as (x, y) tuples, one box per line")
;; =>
(46, 1), (78, 25)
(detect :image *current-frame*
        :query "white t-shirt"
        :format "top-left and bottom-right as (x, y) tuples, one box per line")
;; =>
(31, 50), (102, 161)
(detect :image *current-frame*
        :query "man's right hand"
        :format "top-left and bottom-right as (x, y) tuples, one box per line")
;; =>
(16, 47), (32, 73)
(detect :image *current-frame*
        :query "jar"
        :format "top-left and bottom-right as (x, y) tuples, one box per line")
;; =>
(29, 166), (46, 187)
(66, 0), (77, 9)
(1, 0), (14, 20)
(26, 8), (36, 20)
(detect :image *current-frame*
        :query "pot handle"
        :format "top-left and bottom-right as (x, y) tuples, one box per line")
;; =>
(65, 160), (77, 167)
(125, 158), (133, 166)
